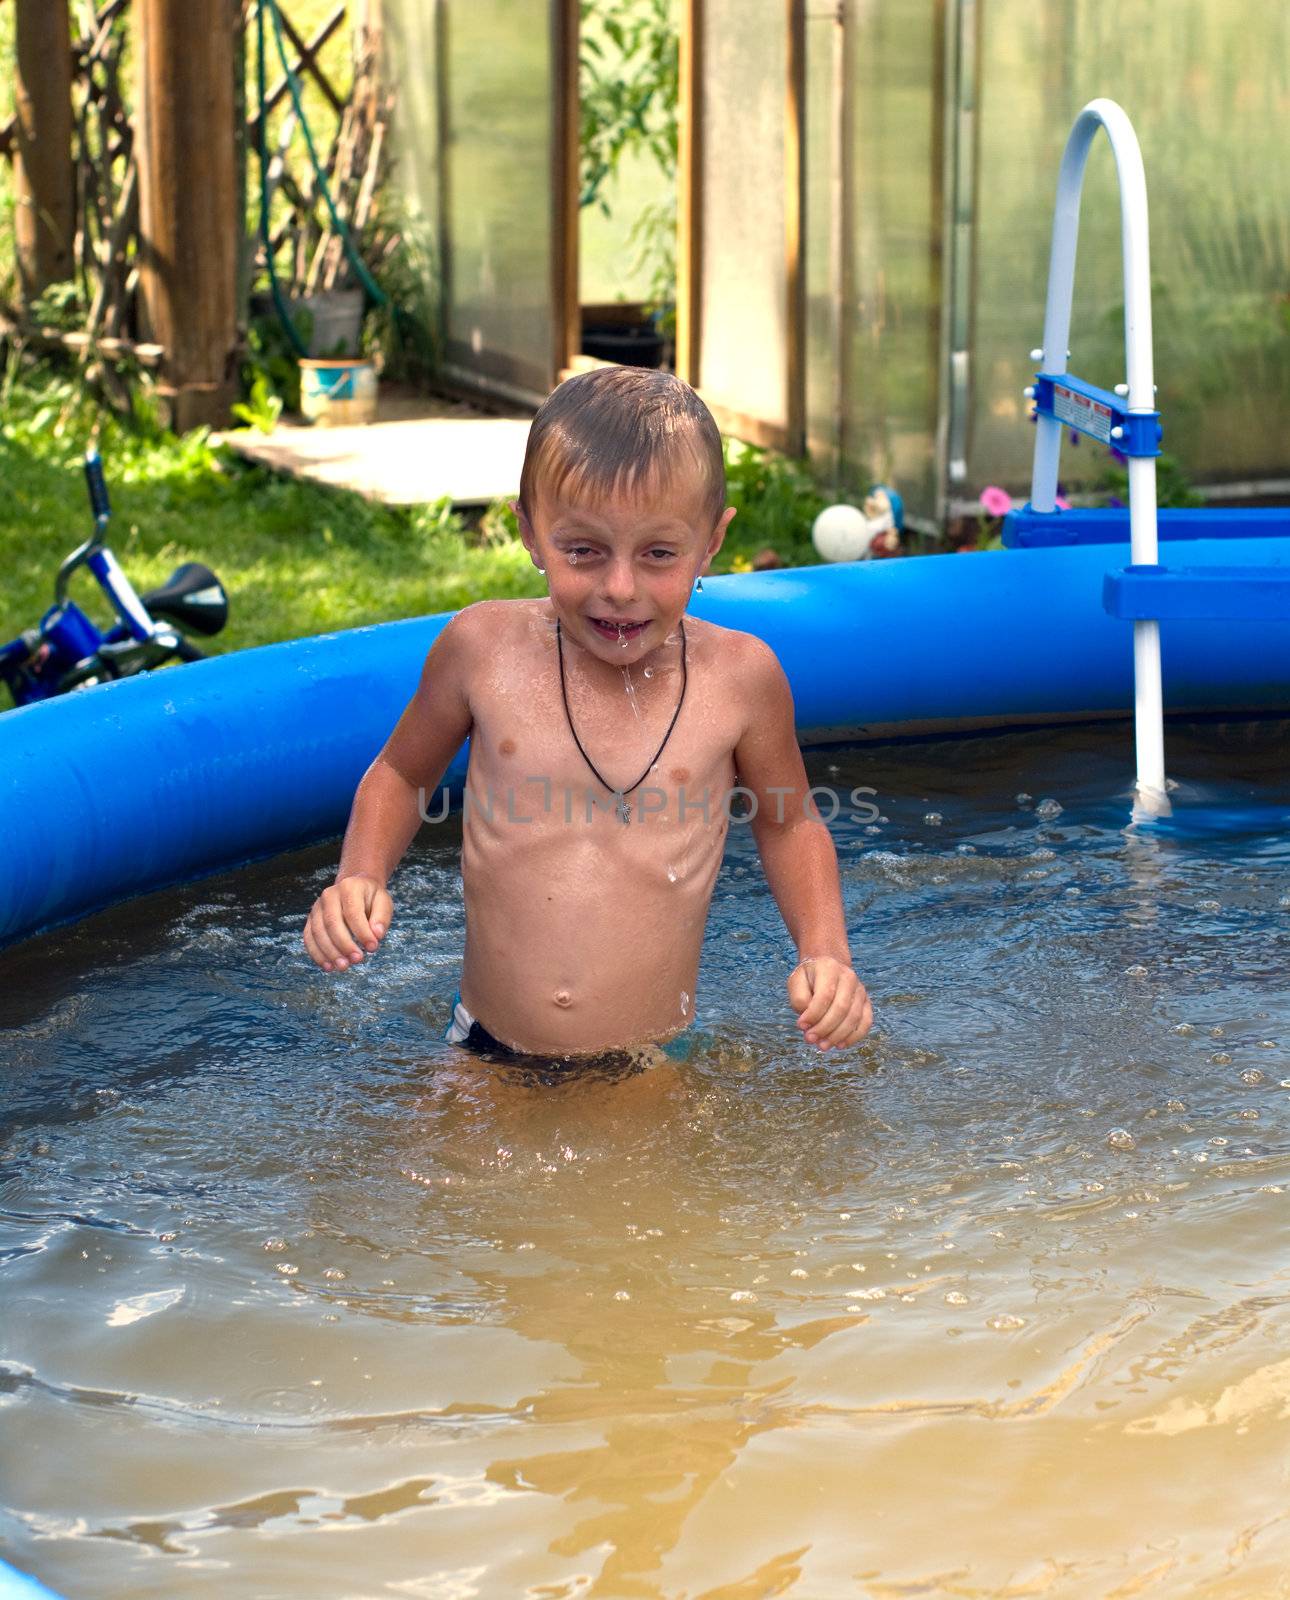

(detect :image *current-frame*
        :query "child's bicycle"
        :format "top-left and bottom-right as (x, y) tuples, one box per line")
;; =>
(0, 449), (229, 709)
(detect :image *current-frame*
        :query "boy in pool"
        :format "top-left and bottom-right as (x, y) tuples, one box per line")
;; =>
(302, 367), (872, 1060)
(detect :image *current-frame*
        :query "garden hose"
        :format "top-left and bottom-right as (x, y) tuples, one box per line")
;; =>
(255, 0), (387, 361)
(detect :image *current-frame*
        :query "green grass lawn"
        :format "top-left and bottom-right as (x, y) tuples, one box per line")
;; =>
(0, 363), (827, 663)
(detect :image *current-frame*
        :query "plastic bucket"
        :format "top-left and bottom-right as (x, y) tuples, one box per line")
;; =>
(298, 358), (378, 426)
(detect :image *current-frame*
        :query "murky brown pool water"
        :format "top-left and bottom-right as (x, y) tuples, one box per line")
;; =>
(3, 721), (1289, 1599)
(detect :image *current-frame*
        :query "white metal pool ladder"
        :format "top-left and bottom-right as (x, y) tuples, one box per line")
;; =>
(1026, 99), (1168, 815)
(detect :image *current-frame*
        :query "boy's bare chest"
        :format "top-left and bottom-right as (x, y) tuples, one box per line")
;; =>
(464, 650), (741, 808)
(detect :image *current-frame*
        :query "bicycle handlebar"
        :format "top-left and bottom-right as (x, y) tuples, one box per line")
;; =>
(84, 449), (111, 526)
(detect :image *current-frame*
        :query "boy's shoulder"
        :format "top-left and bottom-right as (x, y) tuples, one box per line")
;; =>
(436, 597), (547, 653)
(687, 616), (785, 682)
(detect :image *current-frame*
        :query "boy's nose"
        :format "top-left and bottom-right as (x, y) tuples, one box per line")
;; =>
(601, 558), (637, 606)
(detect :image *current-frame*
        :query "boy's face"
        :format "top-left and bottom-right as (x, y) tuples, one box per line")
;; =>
(515, 466), (735, 666)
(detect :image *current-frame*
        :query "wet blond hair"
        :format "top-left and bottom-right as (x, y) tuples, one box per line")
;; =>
(518, 366), (726, 533)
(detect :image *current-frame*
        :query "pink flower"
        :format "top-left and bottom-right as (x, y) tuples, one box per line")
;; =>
(1055, 496), (1071, 510)
(979, 485), (1013, 517)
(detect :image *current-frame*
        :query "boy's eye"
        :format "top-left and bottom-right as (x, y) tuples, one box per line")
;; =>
(646, 548), (678, 561)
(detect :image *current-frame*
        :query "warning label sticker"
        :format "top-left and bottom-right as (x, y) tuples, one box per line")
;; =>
(1052, 383), (1113, 443)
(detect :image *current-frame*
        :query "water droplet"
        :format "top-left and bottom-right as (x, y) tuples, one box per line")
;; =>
(1107, 1128), (1136, 1151)
(1035, 797), (1063, 820)
(568, 551), (579, 565)
(643, 666), (654, 679)
(667, 865), (678, 883)
(613, 1290), (631, 1302)
(924, 812), (943, 826)
(680, 990), (690, 1016)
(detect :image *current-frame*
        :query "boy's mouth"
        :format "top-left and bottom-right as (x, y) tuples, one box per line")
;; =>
(589, 617), (650, 642)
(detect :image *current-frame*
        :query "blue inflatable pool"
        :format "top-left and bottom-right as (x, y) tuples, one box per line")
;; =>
(2, 509), (1289, 954)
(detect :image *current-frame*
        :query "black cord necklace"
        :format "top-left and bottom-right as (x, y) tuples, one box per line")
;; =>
(556, 619), (688, 824)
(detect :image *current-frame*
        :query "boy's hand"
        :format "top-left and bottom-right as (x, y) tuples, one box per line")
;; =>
(788, 958), (873, 1050)
(303, 875), (393, 973)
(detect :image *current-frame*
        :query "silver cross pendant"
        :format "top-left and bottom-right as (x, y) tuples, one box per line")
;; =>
(615, 795), (632, 825)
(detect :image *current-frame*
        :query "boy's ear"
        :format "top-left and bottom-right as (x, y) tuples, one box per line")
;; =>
(512, 498), (537, 550)
(701, 506), (737, 572)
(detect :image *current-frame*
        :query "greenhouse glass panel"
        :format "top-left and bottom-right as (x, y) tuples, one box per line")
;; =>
(394, 0), (556, 407)
(697, 0), (788, 433)
(842, 0), (942, 520)
(968, 0), (1290, 497)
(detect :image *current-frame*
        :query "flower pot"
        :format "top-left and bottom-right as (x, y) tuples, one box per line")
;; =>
(298, 357), (378, 426)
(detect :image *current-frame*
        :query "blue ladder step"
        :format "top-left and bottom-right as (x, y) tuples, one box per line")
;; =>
(1104, 563), (1290, 622)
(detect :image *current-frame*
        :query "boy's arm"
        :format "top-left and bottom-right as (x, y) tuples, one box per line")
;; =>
(303, 610), (476, 972)
(732, 636), (872, 1049)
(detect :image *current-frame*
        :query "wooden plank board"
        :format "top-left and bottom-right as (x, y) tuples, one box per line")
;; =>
(215, 392), (533, 507)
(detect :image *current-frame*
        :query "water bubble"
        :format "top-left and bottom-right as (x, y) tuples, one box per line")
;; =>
(924, 812), (943, 827)
(323, 1268), (347, 1281)
(1241, 1069), (1267, 1086)
(1106, 1128), (1136, 1150)
(1239, 1109), (1261, 1121)
(1211, 1051), (1233, 1065)
(790, 1269), (808, 1279)
(846, 1287), (886, 1300)
(1279, 894), (1290, 908)
(613, 1290), (632, 1302)
(987, 1313), (1027, 1331)
(1174, 1022), (1196, 1036)
(730, 1290), (758, 1304)
(275, 1263), (299, 1277)
(944, 1290), (969, 1306)
(1016, 793), (1033, 808)
(1208, 1136), (1229, 1147)
(1035, 798), (1063, 820)
(1210, 1026), (1225, 1038)
(1125, 965), (1148, 978)
(1197, 899), (1221, 913)
(263, 1237), (288, 1253)
(1064, 886), (1081, 898)
(1166, 1098), (1186, 1112)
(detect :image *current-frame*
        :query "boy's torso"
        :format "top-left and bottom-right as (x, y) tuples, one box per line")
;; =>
(453, 600), (749, 1054)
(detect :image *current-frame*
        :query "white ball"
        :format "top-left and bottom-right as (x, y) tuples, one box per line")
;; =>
(812, 502), (875, 562)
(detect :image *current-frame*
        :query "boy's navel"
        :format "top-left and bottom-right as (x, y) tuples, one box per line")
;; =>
(553, 988), (573, 1008)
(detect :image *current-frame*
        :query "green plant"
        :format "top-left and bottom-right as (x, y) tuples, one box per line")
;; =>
(230, 371), (285, 433)
(716, 440), (826, 570)
(1096, 449), (1204, 510)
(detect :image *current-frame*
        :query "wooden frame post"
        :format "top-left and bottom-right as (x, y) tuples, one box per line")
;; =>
(552, 0), (580, 385)
(674, 0), (703, 387)
(14, 0), (76, 302)
(784, 0), (806, 456)
(135, 0), (240, 431)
